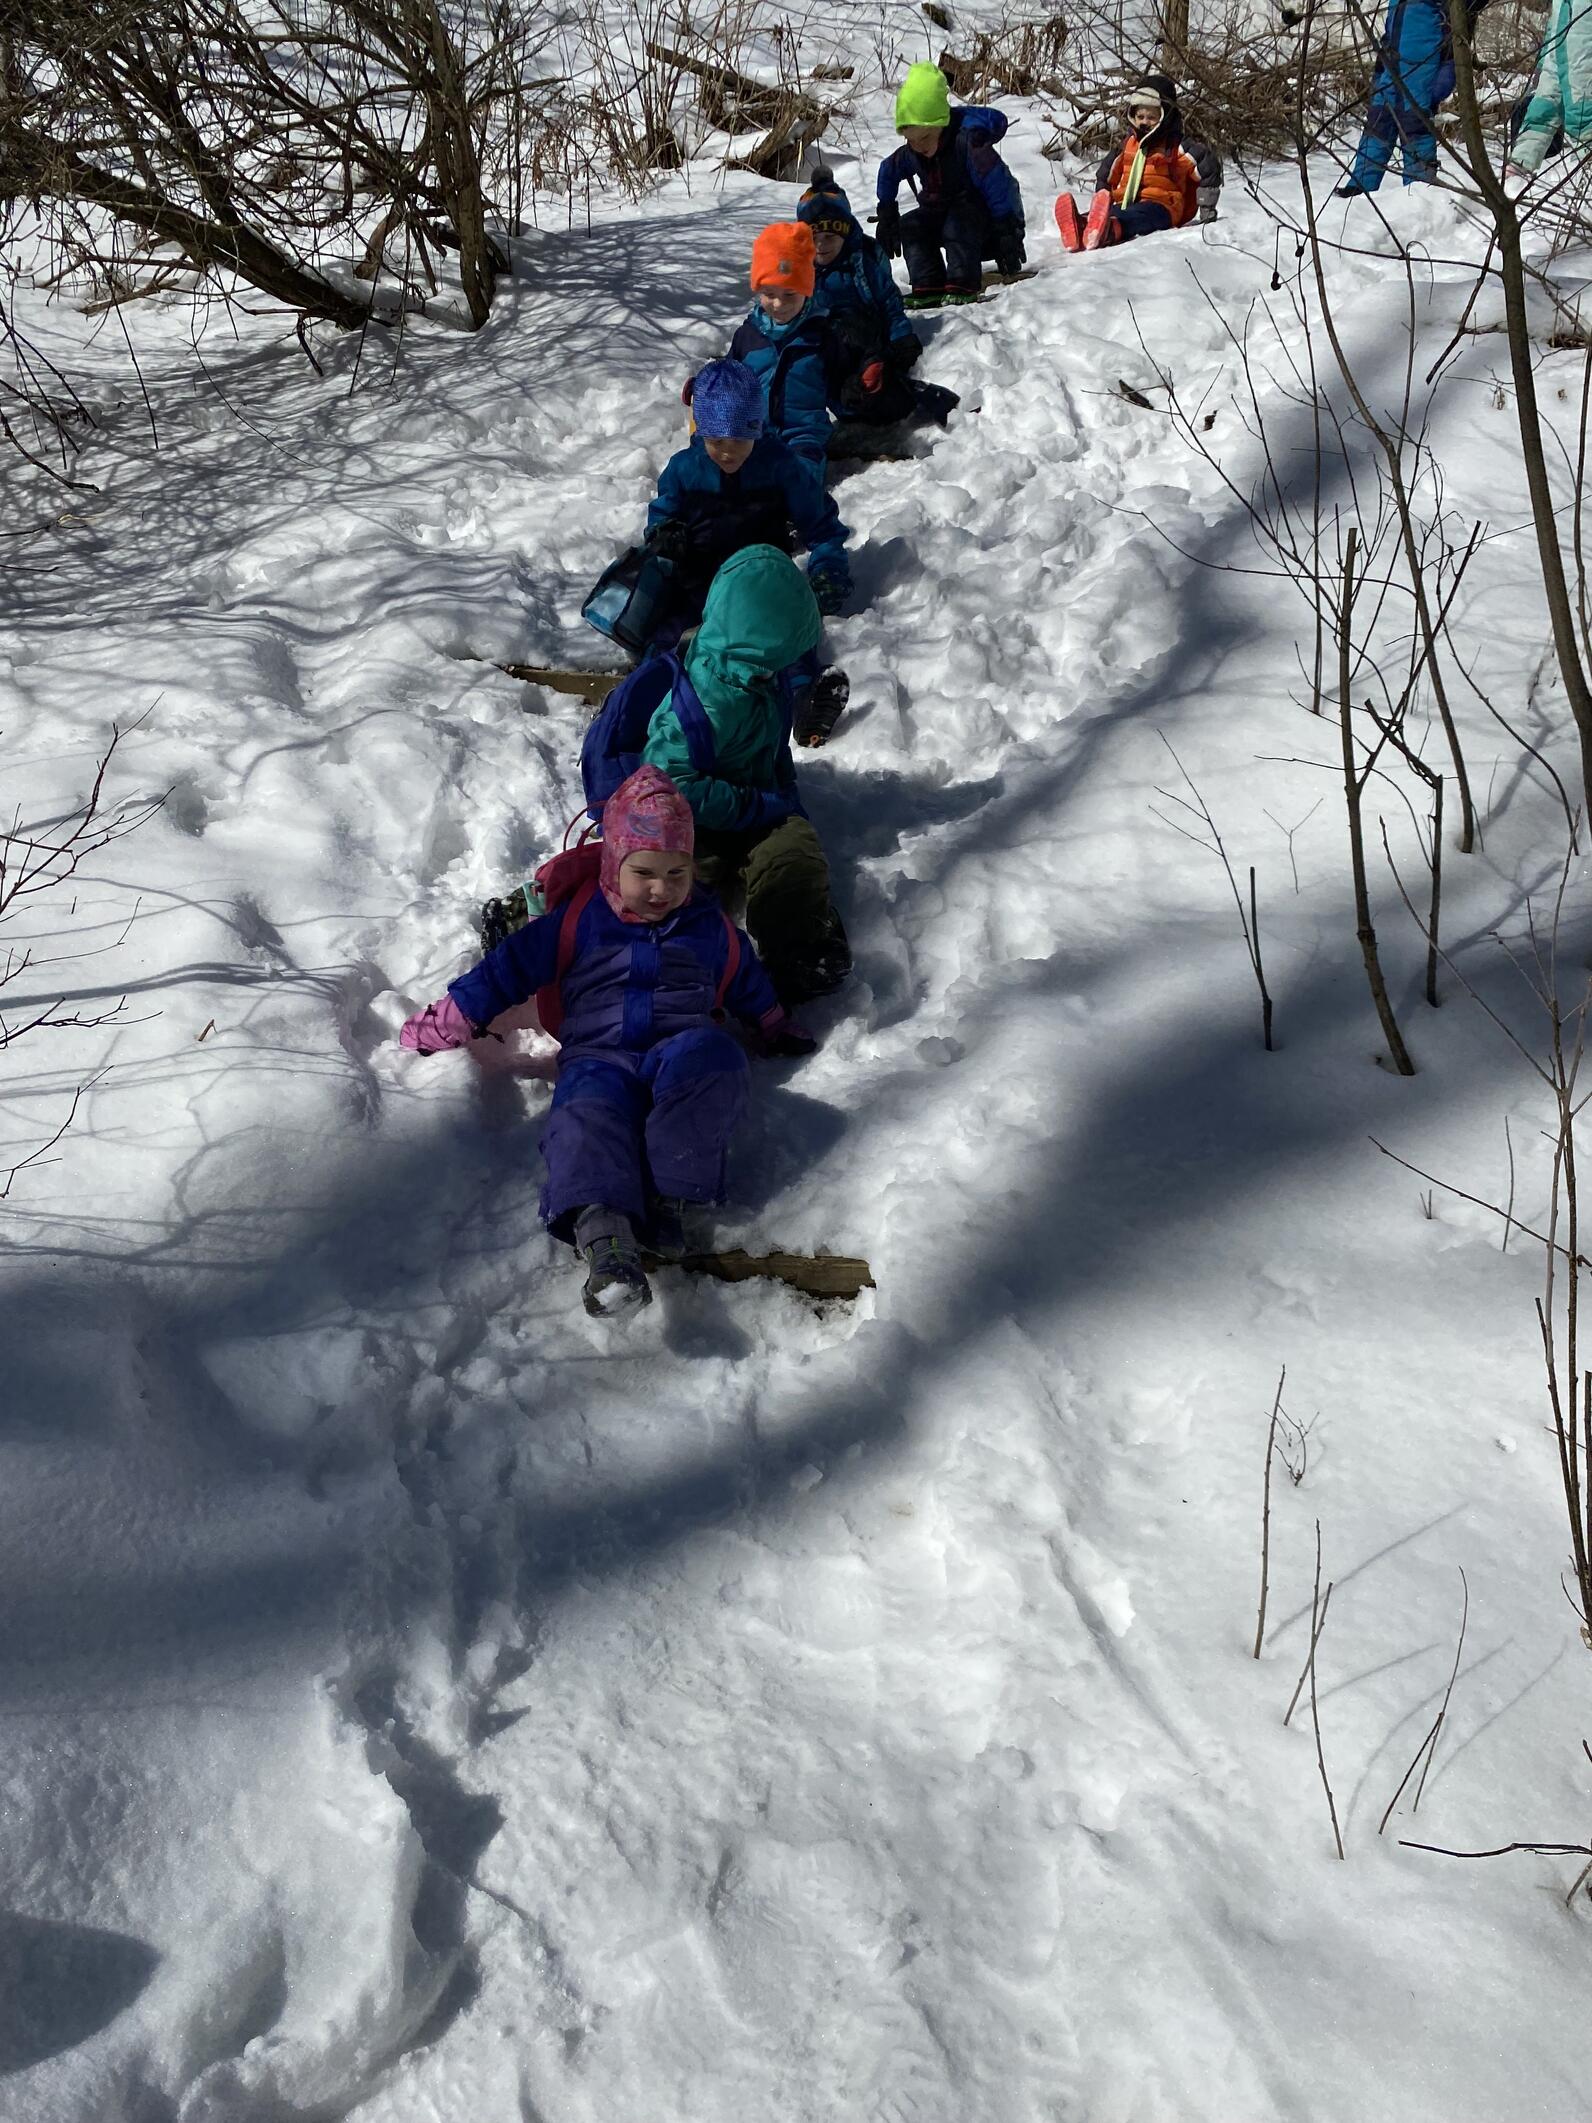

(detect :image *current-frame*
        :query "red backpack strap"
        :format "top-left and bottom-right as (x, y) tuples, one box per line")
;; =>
(714, 914), (741, 1013)
(535, 876), (598, 1040)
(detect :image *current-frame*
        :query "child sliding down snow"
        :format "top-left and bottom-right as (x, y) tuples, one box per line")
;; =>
(399, 765), (815, 1318)
(796, 168), (960, 439)
(653, 357), (851, 746)
(728, 222), (849, 470)
(642, 544), (852, 1004)
(650, 357), (852, 623)
(1054, 76), (1209, 252)
(874, 63), (1025, 306)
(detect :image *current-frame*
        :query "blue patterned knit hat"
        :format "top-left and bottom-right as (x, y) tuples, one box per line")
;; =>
(690, 358), (766, 440)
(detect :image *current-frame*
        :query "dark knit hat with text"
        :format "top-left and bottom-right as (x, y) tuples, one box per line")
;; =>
(797, 166), (858, 238)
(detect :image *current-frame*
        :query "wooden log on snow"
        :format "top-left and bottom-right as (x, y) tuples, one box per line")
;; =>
(644, 1249), (875, 1300)
(499, 663), (624, 704)
(645, 40), (801, 127)
(645, 40), (832, 176)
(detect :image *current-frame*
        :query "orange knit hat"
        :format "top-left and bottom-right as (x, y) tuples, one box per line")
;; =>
(749, 222), (815, 298)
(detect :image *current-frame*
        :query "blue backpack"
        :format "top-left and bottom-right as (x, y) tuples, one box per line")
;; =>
(579, 651), (717, 825)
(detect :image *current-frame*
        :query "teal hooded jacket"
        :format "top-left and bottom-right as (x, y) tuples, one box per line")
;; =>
(1516, 0), (1592, 169)
(642, 546), (822, 835)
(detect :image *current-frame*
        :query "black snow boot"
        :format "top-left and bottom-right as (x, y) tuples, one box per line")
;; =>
(775, 904), (853, 1006)
(479, 885), (534, 956)
(912, 381), (961, 427)
(794, 668), (850, 749)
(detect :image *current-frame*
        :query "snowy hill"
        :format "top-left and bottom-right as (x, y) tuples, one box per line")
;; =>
(4, 40), (1592, 2123)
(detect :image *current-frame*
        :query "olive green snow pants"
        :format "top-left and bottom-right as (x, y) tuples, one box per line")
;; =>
(695, 815), (834, 983)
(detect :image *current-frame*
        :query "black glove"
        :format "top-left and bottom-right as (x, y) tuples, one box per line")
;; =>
(808, 560), (850, 616)
(645, 517), (691, 564)
(991, 218), (1026, 277)
(890, 330), (923, 372)
(875, 199), (902, 259)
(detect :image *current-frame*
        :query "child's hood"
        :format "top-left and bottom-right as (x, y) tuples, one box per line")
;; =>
(599, 763), (695, 920)
(684, 545), (821, 718)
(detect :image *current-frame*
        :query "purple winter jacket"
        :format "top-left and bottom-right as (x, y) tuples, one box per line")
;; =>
(448, 887), (780, 1057)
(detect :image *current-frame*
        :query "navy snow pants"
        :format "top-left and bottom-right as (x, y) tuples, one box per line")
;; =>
(901, 200), (993, 295)
(540, 1028), (749, 1239)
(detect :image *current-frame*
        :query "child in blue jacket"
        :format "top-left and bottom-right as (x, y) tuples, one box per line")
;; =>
(648, 358), (851, 616)
(797, 168), (959, 436)
(875, 63), (1025, 305)
(728, 221), (849, 470)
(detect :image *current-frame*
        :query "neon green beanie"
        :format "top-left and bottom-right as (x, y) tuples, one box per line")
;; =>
(895, 62), (951, 130)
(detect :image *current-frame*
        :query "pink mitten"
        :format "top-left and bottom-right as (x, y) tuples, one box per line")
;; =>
(400, 994), (477, 1054)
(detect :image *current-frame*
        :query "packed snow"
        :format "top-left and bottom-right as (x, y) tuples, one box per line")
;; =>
(5, 36), (1592, 2123)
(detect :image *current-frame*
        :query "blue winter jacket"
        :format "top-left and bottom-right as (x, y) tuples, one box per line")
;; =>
(647, 433), (848, 581)
(812, 225), (917, 353)
(727, 304), (845, 465)
(876, 105), (1023, 225)
(1368, 0), (1447, 121)
(448, 887), (778, 1057)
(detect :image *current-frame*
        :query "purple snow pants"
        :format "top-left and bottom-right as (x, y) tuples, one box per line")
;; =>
(540, 1027), (749, 1241)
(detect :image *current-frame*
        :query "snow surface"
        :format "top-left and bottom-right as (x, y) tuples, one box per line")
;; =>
(5, 55), (1592, 2123)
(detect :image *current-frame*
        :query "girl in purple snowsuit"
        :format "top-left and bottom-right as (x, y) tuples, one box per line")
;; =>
(400, 765), (816, 1316)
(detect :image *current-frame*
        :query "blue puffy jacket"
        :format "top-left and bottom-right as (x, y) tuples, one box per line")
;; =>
(448, 887), (778, 1058)
(810, 222), (917, 354)
(1369, 0), (1447, 122)
(876, 104), (1023, 226)
(728, 304), (846, 466)
(646, 432), (848, 585)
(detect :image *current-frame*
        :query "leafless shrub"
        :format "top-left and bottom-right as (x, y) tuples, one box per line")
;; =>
(0, 722), (163, 1203)
(938, 13), (1068, 101)
(1152, 738), (1275, 1051)
(1379, 1568), (1469, 1833)
(1254, 1366), (1287, 1658)
(0, 279), (97, 489)
(1, 0), (549, 335)
(1444, 7), (1592, 828)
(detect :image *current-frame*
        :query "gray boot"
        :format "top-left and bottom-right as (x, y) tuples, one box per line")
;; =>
(574, 1205), (651, 1318)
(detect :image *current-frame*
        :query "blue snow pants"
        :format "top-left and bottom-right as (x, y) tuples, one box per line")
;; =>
(1112, 201), (1174, 241)
(540, 1028), (749, 1239)
(1350, 0), (1446, 188)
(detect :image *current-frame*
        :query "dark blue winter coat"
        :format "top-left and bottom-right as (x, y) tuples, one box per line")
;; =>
(875, 105), (1023, 226)
(448, 887), (778, 1059)
(646, 432), (847, 583)
(728, 304), (846, 465)
(812, 226), (917, 353)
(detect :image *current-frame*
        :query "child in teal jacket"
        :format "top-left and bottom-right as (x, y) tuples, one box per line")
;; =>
(643, 545), (851, 1003)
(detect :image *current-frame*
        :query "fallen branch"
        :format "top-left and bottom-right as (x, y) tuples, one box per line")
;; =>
(644, 1249), (875, 1300)
(498, 662), (622, 703)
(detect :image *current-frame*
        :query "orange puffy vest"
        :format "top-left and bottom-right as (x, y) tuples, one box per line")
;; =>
(1105, 134), (1199, 226)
